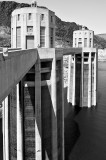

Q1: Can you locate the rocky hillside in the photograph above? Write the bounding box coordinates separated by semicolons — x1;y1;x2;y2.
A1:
0;1;30;47
0;1;106;48
97;34;106;40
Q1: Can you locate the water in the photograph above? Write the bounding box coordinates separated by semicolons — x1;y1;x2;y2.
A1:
64;62;106;160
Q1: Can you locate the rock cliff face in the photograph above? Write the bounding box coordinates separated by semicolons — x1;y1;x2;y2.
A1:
97;34;106;40
0;1;106;49
98;49;106;61
0;1;30;47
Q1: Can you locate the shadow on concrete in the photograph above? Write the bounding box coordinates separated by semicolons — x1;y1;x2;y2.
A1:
24;70;57;160
64;87;81;160
26;80;81;160
41;84;52;160
0;118;3;160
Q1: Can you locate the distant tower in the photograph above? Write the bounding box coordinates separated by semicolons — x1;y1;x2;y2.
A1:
11;3;55;49
68;27;97;107
73;26;94;48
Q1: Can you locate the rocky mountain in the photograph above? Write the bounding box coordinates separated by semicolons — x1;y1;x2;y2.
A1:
0;1;106;48
97;34;106;40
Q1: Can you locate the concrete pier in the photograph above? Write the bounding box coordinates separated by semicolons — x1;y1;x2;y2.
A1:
72;54;76;106
51;53;58;160
67;48;97;107
17;83;23;160
94;51;97;106
39;48;64;160
67;55;72;103
2;97;9;160
88;52;92;107
35;57;42;160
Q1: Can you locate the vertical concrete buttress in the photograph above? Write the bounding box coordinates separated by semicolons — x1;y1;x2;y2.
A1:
35;56;42;160
61;58;65;160
94;51;97;106
81;51;84;107
17;83;23;160
51;52;58;160
2;97;9;160
88;52;92;108
67;55;72;103
72;54;76;106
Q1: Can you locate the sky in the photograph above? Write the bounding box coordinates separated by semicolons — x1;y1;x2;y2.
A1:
1;0;106;34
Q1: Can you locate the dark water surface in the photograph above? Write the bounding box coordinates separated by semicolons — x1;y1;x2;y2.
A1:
64;62;106;160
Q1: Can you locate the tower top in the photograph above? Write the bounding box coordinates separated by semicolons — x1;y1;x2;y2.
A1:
82;26;86;30
31;1;37;7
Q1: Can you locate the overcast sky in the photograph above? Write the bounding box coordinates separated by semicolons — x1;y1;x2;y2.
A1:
1;0;106;34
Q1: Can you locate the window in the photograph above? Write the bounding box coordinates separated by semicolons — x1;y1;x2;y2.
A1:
41;14;44;20
51;16;53;22
50;28;54;47
16;27;21;48
78;42;82;47
75;38;77;47
17;14;20;21
89;38;92;47
79;38;82;41
51;37;53;48
27;26;33;33
28;13;32;20
84;53;89;62
40;27;45;47
84;38;87;47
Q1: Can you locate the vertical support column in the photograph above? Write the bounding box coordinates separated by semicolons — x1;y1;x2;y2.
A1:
61;58;65;160
67;55;72;103
51;52;58;160
35;55;42;160
81;51;84;107
2;100;5;160
17;83;23;160
72;54;76;106
88;52;92;108
94;51;97;106
2;97;9;160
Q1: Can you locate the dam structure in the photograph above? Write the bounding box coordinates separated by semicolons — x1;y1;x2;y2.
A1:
0;1;98;160
67;27;97;107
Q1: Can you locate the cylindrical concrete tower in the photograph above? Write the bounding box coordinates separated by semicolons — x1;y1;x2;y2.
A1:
68;27;97;108
11;3;55;49
73;26;94;48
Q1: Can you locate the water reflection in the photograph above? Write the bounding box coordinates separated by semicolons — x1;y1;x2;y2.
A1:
0;119;3;160
64;87;80;160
